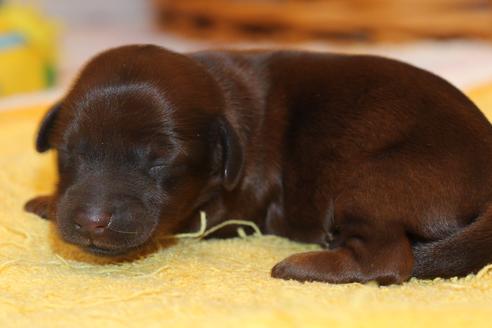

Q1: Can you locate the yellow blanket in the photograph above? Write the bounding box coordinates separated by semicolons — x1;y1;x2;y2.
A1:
1;85;492;327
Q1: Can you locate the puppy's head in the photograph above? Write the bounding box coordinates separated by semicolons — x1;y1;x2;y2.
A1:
36;45;243;255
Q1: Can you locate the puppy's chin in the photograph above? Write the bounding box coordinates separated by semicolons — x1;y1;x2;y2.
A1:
84;244;136;257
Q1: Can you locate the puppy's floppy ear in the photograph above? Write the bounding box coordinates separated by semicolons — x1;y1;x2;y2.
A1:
218;118;244;191
36;102;61;153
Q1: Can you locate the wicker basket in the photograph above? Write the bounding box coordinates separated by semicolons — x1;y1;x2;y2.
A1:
153;0;492;43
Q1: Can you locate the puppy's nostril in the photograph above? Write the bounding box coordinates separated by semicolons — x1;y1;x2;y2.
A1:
92;225;107;234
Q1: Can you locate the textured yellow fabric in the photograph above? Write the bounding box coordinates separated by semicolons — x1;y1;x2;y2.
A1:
2;85;492;327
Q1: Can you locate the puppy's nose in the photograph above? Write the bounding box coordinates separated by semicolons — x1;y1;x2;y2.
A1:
74;211;112;235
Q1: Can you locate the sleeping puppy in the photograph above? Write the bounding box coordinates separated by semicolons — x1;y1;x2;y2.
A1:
25;45;492;284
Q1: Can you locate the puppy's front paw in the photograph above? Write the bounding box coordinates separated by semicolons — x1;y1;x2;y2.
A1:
24;195;53;220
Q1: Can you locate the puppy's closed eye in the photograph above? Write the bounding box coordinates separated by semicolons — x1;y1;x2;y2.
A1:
148;164;167;177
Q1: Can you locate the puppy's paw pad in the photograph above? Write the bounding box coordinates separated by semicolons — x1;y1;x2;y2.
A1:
24;196;53;219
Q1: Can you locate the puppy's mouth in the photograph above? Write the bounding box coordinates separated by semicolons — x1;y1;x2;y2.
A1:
84;244;132;256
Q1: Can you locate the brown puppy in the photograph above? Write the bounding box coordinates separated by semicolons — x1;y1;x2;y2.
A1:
25;45;492;284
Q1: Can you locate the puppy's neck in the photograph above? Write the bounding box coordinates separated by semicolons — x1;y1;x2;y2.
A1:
187;51;283;235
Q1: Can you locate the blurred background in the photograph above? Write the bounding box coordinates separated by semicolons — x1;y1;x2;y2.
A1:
1;0;492;110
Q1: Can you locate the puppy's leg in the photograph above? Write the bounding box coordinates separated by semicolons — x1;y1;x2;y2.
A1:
271;225;413;284
272;192;414;284
24;195;54;220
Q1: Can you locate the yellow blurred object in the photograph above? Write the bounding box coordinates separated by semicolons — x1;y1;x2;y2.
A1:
0;83;492;327
0;4;58;97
